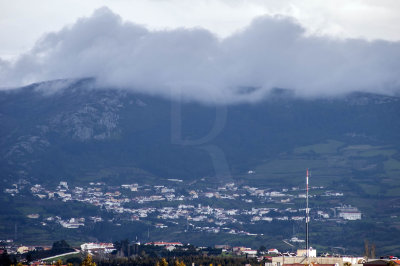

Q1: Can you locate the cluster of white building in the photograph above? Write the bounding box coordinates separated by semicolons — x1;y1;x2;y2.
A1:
3;180;362;234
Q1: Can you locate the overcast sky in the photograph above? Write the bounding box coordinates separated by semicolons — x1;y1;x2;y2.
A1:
1;0;400;60
0;0;399;102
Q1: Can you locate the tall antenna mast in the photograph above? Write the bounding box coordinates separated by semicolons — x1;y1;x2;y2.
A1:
15;223;18;241
306;168;309;258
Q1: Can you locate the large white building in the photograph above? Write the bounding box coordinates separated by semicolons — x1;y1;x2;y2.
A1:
336;206;362;220
339;211;362;220
80;243;115;254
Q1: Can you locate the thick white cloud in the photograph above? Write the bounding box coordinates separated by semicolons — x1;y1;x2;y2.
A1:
1;7;399;103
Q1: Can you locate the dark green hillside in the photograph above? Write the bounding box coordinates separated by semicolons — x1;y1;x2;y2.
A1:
1;79;399;185
1;79;400;254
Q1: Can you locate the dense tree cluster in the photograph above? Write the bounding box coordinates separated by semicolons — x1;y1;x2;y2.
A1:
96;255;258;266
0;250;17;266
94;241;259;266
24;240;75;262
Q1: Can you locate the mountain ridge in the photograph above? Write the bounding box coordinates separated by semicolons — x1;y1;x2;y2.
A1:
1;78;400;186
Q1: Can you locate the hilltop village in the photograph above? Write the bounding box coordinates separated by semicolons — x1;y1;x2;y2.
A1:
5;178;361;235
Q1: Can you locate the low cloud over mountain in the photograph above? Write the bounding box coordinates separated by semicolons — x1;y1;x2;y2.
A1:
1;7;399;103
